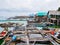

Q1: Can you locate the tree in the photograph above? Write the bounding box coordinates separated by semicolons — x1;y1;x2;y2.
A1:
57;7;60;11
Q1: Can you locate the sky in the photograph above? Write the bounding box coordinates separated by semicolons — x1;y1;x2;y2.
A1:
0;0;60;18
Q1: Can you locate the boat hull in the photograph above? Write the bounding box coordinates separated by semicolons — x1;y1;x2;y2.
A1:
51;36;60;44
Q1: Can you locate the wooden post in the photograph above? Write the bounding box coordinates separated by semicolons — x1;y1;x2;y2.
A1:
25;26;30;45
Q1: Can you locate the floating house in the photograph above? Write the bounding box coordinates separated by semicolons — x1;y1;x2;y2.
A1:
47;10;60;25
34;12;47;23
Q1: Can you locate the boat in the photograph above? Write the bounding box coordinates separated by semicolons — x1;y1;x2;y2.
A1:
0;30;8;39
29;37;50;44
49;34;57;43
55;37;60;44
50;29;60;44
51;33;60;44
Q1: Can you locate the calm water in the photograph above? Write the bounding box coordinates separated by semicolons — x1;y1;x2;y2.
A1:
0;20;43;32
0;20;27;32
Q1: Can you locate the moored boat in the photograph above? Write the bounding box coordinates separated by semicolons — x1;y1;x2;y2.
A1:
0;30;8;39
50;30;60;44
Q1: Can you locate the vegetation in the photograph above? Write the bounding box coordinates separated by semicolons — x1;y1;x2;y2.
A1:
57;7;60;11
0;39;4;45
49;25;60;28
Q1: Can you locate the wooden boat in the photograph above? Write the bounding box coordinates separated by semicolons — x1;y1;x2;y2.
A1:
55;38;60;44
50;34;60;44
0;30;8;39
29;37;50;44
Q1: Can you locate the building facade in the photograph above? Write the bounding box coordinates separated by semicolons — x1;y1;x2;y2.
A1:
48;10;60;25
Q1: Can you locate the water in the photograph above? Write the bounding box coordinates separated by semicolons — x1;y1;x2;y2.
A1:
0;27;4;32
0;20;27;24
0;20;43;32
36;27;43;30
0;20;27;32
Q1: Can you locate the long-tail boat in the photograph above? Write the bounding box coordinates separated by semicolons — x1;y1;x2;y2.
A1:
0;30;8;39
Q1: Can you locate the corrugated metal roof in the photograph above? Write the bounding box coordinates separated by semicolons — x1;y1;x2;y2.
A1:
49;11;60;15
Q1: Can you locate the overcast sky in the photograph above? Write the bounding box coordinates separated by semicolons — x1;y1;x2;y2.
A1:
0;0;60;17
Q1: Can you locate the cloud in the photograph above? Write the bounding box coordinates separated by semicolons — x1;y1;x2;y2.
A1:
31;0;60;11
0;8;33;13
0;0;60;17
0;0;60;11
0;0;32;9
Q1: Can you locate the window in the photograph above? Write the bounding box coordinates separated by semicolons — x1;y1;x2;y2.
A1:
50;14;55;18
56;15;60;19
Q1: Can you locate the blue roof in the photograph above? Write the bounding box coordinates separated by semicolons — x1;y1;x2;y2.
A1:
36;12;47;16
